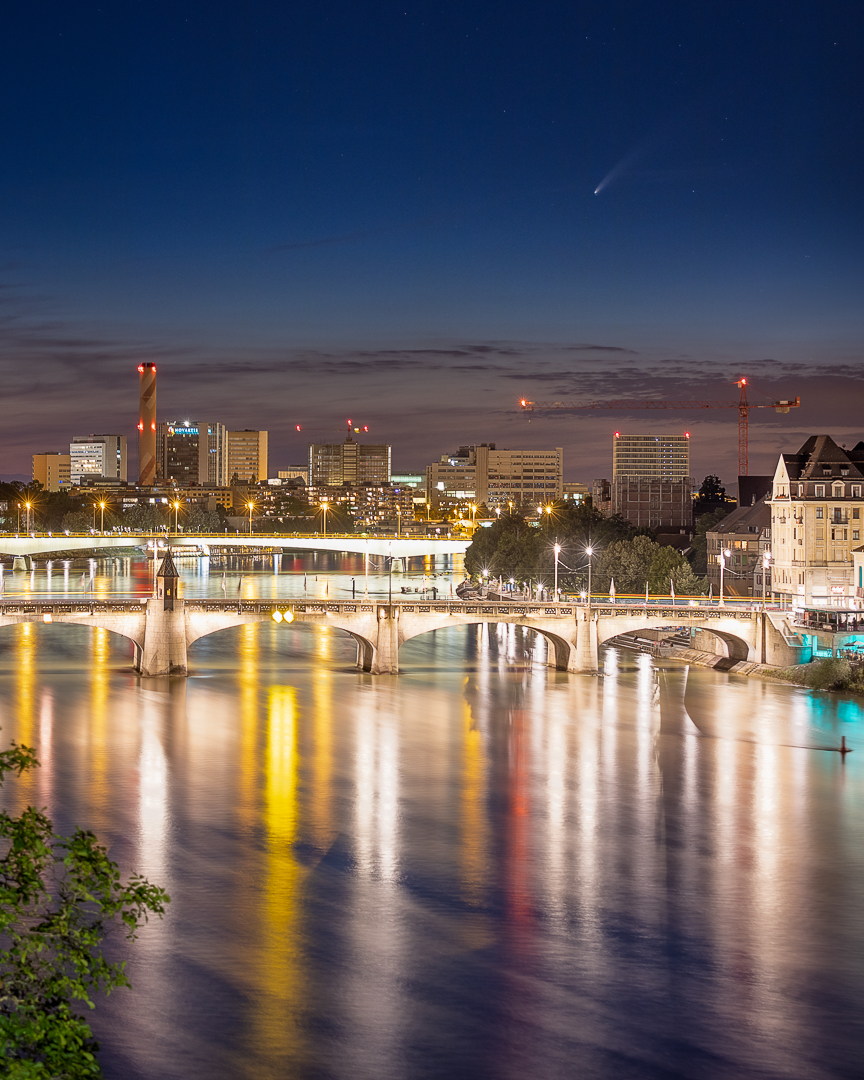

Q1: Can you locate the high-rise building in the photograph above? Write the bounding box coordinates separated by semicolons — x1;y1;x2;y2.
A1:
227;430;268;484
308;435;390;487
70;435;127;485
770;435;864;606
612;432;690;478
156;421;228;486
138;363;157;486
610;432;693;529
32;453;71;491
425;444;563;508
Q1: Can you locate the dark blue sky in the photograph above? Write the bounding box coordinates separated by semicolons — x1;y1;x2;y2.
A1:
2;1;862;484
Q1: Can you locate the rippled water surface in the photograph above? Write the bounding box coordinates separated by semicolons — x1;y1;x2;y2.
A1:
0;556;862;1079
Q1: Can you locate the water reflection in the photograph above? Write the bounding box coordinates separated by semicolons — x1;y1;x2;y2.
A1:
0;601;861;1079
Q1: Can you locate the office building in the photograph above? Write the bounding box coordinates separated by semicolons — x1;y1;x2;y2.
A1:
610;432;693;529
70;435;127;485
309;435;391;487
770;435;864;606
32;452;71;491
426;443;563;509
612;432;690;479
278;466;309;484
227;430;268;484
157;421;228;486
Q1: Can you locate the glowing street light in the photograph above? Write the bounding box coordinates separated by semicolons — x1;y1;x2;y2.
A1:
24;501;32;533
172;499;181;534
99;500;107;535
585;544;594;607
470;503;477;532
247;501;255;536
554;541;561;601
719;547;731;605
320;499;329;537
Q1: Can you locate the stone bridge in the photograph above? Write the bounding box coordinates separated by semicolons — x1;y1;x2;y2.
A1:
0;598;798;676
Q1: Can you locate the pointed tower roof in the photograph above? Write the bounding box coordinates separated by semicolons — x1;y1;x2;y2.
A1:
156;550;180;579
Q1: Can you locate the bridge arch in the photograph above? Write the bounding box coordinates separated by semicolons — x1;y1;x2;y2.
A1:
595;614;756;664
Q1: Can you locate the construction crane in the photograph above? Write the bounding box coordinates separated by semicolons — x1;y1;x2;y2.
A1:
519;378;800;476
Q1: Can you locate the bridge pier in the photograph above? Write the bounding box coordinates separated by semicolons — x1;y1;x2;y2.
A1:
12;556;31;572
571;611;599;672
140;599;189;676
371;606;399;674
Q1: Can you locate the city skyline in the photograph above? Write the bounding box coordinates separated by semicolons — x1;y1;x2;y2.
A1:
1;2;862;483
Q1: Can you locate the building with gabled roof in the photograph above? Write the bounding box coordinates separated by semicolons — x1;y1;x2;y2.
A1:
706;497;771;599
770;435;864;606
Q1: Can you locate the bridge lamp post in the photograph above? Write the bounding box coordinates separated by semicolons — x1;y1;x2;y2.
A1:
247;501;255;536
172;500;181;535
585;545;594;608
470;503;477;532
719;547;731;606
25;501;32;533
99;501;107;535
554;542;561;601
321;500;328;537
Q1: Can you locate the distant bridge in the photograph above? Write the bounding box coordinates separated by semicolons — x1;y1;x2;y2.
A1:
0;598;803;676
0;533;469;569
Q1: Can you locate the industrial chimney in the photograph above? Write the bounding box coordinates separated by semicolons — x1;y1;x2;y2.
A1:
138;363;157;485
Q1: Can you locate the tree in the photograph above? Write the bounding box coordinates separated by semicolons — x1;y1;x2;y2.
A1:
646;545;708;596
593;535;660;594
0;740;169;1077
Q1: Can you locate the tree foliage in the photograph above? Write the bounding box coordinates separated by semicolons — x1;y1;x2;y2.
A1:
0;741;169;1077
593;535;707;596
465;503;639;589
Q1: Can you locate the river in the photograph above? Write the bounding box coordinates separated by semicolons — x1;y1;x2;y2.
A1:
0;553;862;1079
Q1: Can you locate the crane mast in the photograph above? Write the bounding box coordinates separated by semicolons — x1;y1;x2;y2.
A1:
519;378;800;476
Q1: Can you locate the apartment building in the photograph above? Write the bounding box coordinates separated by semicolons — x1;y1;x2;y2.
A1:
770;435;864;606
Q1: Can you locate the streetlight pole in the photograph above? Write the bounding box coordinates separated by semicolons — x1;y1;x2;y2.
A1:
719;547;731;606
100;501;106;535
25;501;32;533
397;504;401;538
586;544;594;609
554;541;561;601
321;500;328;536
172;500;180;534
247;501;255;536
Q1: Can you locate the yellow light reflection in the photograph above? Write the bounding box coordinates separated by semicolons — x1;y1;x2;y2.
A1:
89;627;110;816
13;623;36;802
255;685;303;1058
237;623;259;830
460;698;488;904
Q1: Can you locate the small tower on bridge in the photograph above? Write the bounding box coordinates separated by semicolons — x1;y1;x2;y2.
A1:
157;550;180;611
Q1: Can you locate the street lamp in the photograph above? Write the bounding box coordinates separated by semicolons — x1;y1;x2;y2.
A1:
247;501;255;536
321;499;328;537
719;547;731;605
470;503;477;532
99;501;107;535
585;544;594;607
397;504;402;538
554;541;561;601
25;501;32;533
171;500;181;534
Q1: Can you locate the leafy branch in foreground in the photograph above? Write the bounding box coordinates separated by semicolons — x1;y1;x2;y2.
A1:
0;740;170;1078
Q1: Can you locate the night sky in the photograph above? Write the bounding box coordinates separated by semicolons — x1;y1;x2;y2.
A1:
2;1;862;487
